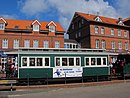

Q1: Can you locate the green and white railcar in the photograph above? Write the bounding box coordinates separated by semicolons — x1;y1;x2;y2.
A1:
5;48;111;82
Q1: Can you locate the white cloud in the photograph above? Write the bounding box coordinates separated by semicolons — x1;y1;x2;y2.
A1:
0;14;17;19
115;0;130;18
19;0;120;30
19;0;48;16
48;0;118;30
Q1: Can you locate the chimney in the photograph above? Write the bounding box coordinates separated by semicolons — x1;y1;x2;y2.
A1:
118;17;122;21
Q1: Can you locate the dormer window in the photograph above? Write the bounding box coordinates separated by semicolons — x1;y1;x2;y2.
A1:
33;25;39;32
0;23;5;30
47;21;57;33
118;21;124;25
94;17;102;22
49;26;55;32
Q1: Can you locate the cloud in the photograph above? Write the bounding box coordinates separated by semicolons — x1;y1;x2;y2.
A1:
0;14;17;19
19;0;48;16
114;0;130;18
48;0;118;30
19;0;122;30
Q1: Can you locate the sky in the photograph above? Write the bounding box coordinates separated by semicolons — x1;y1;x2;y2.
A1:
0;0;130;34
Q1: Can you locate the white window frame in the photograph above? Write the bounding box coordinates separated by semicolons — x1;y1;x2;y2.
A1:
33;40;38;48
24;40;30;48
118;42;122;50
101;40;105;49
55;41;60;48
44;40;49;48
33;25;39;32
2;39;8;49
111;29;114;36
101;28;104;34
49;26;55;32
95;26;98;34
14;39;19;49
124;31;127;37
55;57;81;67
84;57;107;67
112;41;115;49
96;39;99;49
0;23;5;30
125;42;128;50
118;29;121;36
21;56;50;68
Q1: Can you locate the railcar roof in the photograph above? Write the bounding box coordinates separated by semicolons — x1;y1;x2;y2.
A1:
4;48;109;55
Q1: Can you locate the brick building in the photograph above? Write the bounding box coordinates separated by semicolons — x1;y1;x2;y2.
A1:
0;17;65;51
67;12;130;54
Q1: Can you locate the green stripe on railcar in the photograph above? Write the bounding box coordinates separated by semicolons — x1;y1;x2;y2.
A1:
83;67;110;76
19;68;53;78
124;64;130;74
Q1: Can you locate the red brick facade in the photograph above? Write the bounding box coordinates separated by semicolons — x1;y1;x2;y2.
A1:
67;12;130;53
0;18;65;51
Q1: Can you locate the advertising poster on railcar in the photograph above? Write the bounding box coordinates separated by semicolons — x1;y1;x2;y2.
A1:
53;68;83;78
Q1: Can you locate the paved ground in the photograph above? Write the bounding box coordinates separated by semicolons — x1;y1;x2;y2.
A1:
0;82;130;98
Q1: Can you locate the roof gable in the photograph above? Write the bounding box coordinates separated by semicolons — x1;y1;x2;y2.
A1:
32;20;41;25
0;17;7;24
47;21;57;27
94;16;102;22
76;12;128;27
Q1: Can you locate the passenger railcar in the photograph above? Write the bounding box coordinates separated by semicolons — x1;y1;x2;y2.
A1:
4;48;111;83
112;54;130;78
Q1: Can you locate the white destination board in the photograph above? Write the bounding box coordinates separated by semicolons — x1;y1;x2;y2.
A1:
53;67;83;78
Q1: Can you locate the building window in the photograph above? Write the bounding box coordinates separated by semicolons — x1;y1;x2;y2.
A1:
96;39;99;49
82;19;84;24
78;21;81;28
49;26;55;32
72;24;74;30
2;39;8;49
75;33;78;38
33;40;38;48
118;29;121;36
55;41;60;48
24;40;30;48
125;42;128;50
14;39;19;49
118;42;122;49
101;28;104;34
112;41;115;49
111;29;114;35
0;23;5;30
79;32;81;37
124;31;127;37
95;26;98;34
44;40;49;48
102;40;105;49
33;25;39;32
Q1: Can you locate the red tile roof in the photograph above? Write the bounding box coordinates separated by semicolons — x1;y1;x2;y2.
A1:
3;19;64;32
76;12;130;27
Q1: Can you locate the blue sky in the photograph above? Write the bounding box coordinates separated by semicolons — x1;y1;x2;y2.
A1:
0;0;130;32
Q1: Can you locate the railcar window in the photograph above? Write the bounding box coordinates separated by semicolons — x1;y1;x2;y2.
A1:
85;58;89;66
62;58;67;66
37;58;42;66
97;58;101;65
22;58;27;66
91;58;96;65
29;58;35;66
69;58;74;66
76;58;80;66
103;58;106;65
56;58;60;66
45;58;49;66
